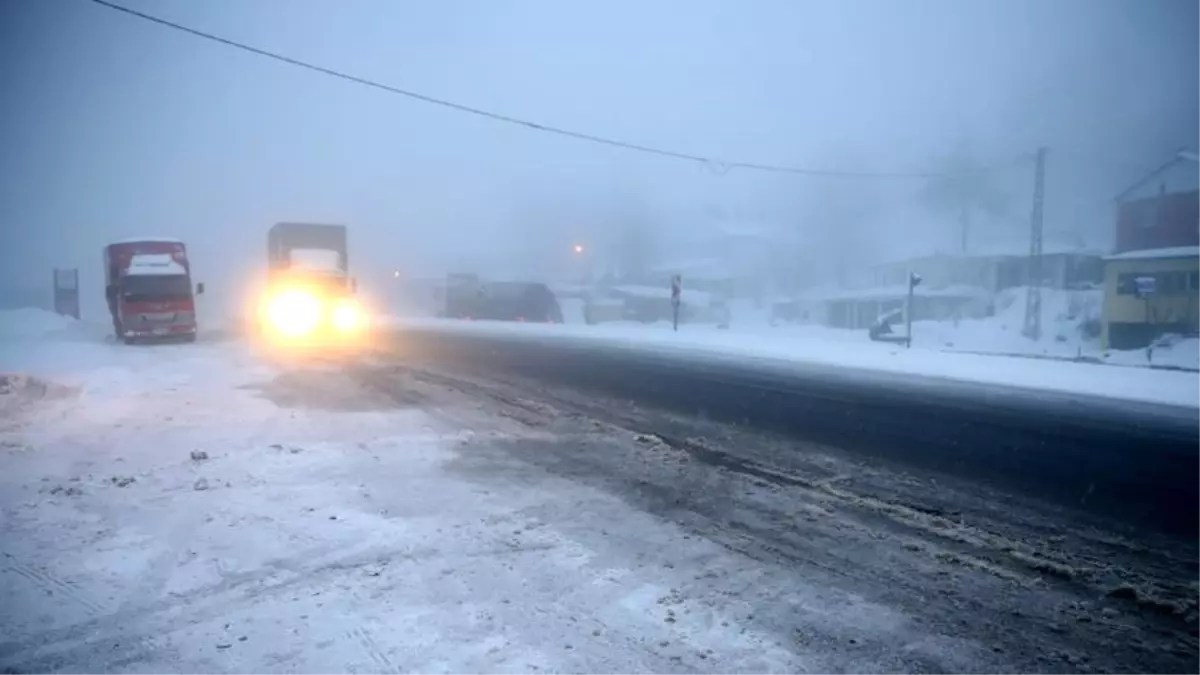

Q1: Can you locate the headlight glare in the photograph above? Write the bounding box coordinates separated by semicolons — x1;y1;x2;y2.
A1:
267;290;321;336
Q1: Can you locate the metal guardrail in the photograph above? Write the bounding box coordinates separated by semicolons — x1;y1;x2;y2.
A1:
383;325;1199;536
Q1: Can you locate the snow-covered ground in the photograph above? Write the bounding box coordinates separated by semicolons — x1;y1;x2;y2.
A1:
0;310;883;672
4;309;1195;673
723;287;1197;372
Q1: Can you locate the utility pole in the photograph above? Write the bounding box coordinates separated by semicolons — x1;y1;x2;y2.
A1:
905;271;921;348
1022;147;1047;341
671;274;682;331
959;204;970;255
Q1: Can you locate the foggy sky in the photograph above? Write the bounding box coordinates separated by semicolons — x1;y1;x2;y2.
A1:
1;0;1196;315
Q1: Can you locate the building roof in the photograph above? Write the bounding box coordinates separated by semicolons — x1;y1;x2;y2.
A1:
608;284;714;305
795;283;991;303
1104;245;1200;262
869;243;1100;269
1114;149;1200;203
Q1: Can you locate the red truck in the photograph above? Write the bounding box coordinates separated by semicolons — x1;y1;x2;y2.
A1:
103;238;204;344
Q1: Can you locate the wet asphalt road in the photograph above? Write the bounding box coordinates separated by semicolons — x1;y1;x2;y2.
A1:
381;326;1199;536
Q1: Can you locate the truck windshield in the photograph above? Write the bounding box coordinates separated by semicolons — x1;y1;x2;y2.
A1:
289;248;343;272
121;274;192;302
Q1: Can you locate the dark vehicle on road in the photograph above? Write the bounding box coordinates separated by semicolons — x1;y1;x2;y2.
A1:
443;272;483;319
476;282;563;323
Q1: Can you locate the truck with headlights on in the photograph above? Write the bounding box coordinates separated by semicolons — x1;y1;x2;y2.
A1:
254;222;370;354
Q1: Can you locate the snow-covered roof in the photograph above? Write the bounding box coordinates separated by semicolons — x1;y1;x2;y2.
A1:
964;242;1102;259
1115;150;1200;202
1104;246;1200;262
111;236;184;245
871;241;1099;268
608;284;714;305
796;284;991;303
126;253;187;276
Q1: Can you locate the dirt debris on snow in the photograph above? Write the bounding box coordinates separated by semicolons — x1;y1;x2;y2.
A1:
43;484;83;497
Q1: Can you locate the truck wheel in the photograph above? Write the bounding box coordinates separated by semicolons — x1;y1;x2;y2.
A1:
122;336;137;346
182;334;197;344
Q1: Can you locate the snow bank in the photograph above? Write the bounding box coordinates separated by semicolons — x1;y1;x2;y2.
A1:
386;317;1200;409
911;286;1103;358
0;308;78;339
1106;336;1200;371
559;297;586;325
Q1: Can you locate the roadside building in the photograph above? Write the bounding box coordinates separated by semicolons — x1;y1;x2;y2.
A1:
1103;246;1199;349
795;235;1102;331
799;283;992;331
1101;150;1200;349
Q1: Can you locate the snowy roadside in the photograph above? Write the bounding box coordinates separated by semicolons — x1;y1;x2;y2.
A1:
383;316;1200;409
0;316;769;672
0;311;904;673
3;309;1194;672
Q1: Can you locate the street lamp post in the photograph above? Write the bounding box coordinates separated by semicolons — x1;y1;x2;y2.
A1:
572;244;587;288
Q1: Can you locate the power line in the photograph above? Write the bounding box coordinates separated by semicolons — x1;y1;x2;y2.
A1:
90;0;948;180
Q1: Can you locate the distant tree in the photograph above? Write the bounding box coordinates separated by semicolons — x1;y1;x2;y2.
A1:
921;141;1009;254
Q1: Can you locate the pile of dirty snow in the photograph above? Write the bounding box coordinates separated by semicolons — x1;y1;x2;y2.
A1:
0;308;79;339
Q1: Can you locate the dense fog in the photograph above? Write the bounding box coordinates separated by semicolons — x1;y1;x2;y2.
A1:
1;0;1196;319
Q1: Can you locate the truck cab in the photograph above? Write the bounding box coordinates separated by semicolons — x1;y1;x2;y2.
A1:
104;239;204;344
256;222;368;349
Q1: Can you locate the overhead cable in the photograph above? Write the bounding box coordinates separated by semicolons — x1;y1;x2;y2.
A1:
90;0;1022;180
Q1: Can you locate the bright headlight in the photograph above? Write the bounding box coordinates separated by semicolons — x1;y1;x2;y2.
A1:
331;300;365;332
267;289;322;336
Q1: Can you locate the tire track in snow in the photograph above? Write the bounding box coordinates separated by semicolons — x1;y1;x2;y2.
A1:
0;539;562;669
2;558;105;616
345;625;397;673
